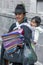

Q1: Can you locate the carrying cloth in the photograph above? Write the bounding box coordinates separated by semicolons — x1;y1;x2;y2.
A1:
15;22;37;64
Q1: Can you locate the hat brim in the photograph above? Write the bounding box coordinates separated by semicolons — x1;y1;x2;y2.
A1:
13;9;28;14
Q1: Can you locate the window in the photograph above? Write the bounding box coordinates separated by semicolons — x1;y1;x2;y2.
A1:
37;0;43;1
37;0;43;14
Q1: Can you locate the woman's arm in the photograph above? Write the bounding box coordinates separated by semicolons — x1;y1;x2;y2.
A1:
1;23;16;65
8;23;16;32
21;25;32;45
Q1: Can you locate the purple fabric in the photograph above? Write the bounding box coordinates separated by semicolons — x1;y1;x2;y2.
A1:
4;38;23;48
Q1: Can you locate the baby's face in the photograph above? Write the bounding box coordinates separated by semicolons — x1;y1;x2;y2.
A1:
30;19;37;27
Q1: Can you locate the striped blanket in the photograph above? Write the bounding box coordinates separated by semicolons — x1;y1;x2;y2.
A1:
1;29;24;54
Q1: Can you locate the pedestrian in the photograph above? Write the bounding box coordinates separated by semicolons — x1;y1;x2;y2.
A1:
1;4;32;65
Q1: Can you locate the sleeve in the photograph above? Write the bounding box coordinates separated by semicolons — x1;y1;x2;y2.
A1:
34;29;39;43
1;23;16;64
21;25;32;44
1;44;5;65
8;23;16;32
38;27;43;33
34;27;43;43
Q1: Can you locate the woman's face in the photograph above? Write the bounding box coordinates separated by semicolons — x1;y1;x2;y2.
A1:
30;19;37;27
15;13;25;23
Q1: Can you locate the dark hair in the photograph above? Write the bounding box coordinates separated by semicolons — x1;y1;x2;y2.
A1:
31;16;41;26
14;4;27;15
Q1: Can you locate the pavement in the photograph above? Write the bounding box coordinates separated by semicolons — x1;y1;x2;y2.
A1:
35;61;43;65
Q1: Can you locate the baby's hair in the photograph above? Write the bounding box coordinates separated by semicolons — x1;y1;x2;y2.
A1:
31;16;41;26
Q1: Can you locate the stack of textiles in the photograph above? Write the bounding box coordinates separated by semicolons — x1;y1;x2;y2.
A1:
1;29;24;54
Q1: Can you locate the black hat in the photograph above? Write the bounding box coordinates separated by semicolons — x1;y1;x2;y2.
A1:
14;4;27;14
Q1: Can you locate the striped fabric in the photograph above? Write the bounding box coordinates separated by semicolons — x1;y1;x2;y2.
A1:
1;29;24;54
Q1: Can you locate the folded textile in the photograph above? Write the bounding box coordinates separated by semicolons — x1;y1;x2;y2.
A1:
1;29;24;54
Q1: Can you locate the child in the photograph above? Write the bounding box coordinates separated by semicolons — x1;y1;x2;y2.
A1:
29;16;43;49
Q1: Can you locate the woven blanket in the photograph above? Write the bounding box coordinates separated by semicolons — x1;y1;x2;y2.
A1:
2;29;24;54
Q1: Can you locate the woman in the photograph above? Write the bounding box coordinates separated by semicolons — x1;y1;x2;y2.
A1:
1;4;34;65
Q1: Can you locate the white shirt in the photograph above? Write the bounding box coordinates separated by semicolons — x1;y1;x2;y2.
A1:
28;20;43;43
34;27;43;43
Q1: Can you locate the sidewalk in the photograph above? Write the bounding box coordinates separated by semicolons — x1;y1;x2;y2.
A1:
35;61;43;65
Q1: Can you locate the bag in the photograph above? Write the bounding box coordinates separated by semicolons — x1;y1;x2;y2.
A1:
1;29;24;54
23;44;37;64
0;50;1;64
